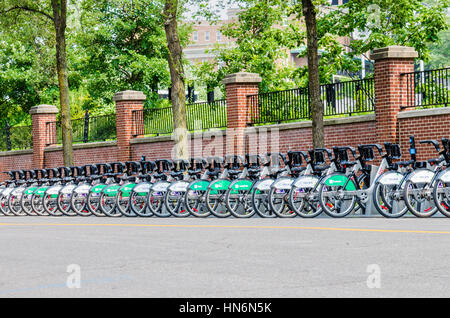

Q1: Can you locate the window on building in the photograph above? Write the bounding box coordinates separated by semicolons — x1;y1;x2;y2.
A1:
193;31;198;42
205;31;210;41
216;31;222;42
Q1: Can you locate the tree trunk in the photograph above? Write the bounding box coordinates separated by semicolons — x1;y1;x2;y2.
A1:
164;0;188;160
302;0;324;148
52;0;73;166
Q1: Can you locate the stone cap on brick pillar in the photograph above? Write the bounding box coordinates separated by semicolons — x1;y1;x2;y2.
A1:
222;72;262;85
29;104;59;115
370;46;418;61
113;90;146;102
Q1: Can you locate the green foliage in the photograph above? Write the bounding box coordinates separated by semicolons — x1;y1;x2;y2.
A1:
326;0;450;62
196;0;449;92
196;0;299;93
73;0;173;109
0;1;58;125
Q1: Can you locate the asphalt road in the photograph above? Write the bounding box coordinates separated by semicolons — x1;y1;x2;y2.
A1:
0;216;449;298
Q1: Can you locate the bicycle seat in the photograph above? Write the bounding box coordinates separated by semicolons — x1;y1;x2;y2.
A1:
170;159;189;180
333;146;357;166
414;161;427;169
188;158;206;176
245;154;263;177
397;160;414;167
428;158;444;166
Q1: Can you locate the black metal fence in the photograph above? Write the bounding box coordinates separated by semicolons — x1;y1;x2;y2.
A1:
132;99;227;136
247;78;375;125
0;122;33;152
401;67;449;109
46;112;116;146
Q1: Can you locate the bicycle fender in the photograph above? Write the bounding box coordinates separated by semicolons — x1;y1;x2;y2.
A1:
151;181;170;192
91;184;107;194
293;176;319;188
24;187;38;195
409;169;434;184
188;180;209;191
119;183;137;196
208;179;231;191
74;184;91;194
168;181;189;192
255;179;274;191
45;185;63;196
377;172;403;185
230;179;253;191
439;169;450;183
60;184;77;194
33;187;49;197
12;186;26;195
102;184;121;197
271;177;294;190
133;182;152;193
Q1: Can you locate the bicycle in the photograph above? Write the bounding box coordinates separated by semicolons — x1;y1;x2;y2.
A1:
184;156;224;218
165;158;205;217
268;151;308;218
289;148;335;218
205;155;243;218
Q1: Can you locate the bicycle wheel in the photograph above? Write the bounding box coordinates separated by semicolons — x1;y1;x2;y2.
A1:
43;194;63;216
433;179;450;217
225;180;256;218
115;183;136;217
185;180;210;217
372;172;408;218
268;178;296;218
318;174;357;218
130;189;153;217
99;191;121;217
21;188;37;216
57;192;78;216
165;190;190;217
251;189;275;218
403;170;437;218
148;181;171;217
71;190;92;216
8;190;26;216
205;180;230;218
0;190;15;216
289;176;322;218
31;193;48;216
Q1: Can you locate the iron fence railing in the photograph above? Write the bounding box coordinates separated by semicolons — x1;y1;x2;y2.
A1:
46;112;116;146
247;78;375;125
132;99;227;136
0;122;33;152
401;67;449;109
186;99;227;131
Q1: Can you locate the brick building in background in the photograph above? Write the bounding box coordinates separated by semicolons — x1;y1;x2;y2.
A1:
183;2;363;102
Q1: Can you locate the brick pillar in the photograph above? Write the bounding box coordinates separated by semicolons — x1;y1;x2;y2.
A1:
113;90;146;162
370;46;418;144
30;104;58;169
223;72;262;154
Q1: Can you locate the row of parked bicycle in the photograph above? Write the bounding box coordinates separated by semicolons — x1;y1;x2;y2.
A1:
1;135;450;218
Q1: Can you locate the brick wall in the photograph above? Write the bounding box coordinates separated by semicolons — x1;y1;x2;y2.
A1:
0;151;33;181
398;109;450;161
44;143;119;168
2;46;449;179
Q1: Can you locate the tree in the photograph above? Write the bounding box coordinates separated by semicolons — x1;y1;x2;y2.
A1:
300;0;323;148
1;0;74;166
197;0;298;93
74;0;174;109
0;24;58;126
197;0;448;147
163;0;188;159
